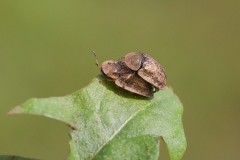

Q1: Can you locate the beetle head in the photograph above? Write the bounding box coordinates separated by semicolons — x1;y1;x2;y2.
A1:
101;60;121;79
124;52;143;71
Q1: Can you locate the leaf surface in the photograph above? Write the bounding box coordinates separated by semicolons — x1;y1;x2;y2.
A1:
8;77;186;160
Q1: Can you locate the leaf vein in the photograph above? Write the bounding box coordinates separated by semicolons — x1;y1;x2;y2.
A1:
91;102;150;159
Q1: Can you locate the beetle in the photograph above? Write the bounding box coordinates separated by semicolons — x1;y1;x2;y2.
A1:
93;51;154;97
101;59;154;97
124;52;167;89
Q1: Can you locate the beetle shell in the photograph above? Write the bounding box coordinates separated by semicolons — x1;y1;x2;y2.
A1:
115;73;153;98
124;52;167;89
101;59;153;97
124;52;142;71
101;60;133;79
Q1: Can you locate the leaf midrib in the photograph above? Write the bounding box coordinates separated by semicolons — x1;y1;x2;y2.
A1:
91;101;151;159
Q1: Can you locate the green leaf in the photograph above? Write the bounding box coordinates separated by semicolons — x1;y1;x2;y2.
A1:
8;76;187;160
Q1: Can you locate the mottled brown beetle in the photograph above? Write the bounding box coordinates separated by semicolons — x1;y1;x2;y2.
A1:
124;52;167;89
93;51;154;97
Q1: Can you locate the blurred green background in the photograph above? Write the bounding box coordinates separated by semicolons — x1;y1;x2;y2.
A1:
0;0;239;159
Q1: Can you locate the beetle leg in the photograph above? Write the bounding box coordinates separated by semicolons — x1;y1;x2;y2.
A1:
153;86;159;93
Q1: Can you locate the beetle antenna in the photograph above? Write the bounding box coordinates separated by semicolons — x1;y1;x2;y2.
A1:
92;50;100;69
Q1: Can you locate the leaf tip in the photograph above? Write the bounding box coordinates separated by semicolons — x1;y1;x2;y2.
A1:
6;106;24;116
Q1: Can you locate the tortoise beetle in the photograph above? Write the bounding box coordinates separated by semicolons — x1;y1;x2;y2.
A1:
101;59;154;97
93;51;166;97
124;52;167;89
